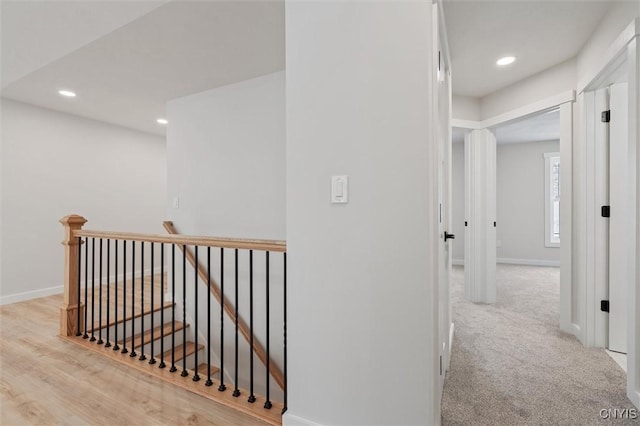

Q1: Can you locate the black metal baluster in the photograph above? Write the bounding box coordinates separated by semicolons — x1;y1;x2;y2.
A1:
264;251;272;409
282;252;288;414
139;242;147;361
98;238;104;345
193;246;200;382
83;237;89;339
105;239;112;348
76;237;82;336
130;241;137;358
181;245;188;377
205;247;213;386
159;244;166;368
121;241;129;354
218;247;226;392
90;238;96;342
170;244;177;373
149;243;156;365
113;241;120;351
248;250;255;403
232;249;240;397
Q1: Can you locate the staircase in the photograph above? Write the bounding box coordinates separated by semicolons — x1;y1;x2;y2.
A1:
58;215;287;426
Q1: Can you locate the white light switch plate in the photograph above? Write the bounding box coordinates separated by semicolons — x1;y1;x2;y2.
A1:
331;176;348;204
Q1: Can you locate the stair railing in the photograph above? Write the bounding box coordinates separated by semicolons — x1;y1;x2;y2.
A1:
59;214;288;418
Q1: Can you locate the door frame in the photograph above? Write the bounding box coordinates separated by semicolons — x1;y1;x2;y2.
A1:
451;89;574;324
578;18;639;408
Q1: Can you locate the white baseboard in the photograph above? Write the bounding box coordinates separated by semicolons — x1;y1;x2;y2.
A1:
447;322;455;371
283;413;321;426
0;285;63;306
1;266;164;306
453;258;560;267
497;257;560;267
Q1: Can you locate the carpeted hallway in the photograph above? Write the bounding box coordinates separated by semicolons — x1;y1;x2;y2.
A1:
442;264;637;426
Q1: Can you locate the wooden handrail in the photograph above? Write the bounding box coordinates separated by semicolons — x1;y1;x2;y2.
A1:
163;221;285;391
72;229;286;252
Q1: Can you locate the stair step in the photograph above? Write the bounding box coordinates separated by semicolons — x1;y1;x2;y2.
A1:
162;341;204;363
93;301;174;330
197;363;220;376
125;321;188;349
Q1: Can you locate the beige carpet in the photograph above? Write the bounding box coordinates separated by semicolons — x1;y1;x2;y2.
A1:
442;264;638;426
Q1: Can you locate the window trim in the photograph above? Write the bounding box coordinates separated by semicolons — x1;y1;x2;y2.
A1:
544;152;560;248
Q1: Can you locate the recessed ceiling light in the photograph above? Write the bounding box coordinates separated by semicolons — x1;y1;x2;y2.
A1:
496;56;516;66
58;90;76;98
157;118;168;125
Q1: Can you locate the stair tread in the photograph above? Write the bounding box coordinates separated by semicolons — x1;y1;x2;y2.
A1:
92;301;173;330
162;341;204;363
125;321;188;349
197;363;220;376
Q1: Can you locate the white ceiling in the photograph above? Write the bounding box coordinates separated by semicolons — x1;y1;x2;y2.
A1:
443;1;614;98
1;1;284;136
453;108;560;144
0;1;621;136
1;1;168;88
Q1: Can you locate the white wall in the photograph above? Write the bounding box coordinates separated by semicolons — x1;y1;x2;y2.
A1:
1;99;166;303
452;141;465;261
497;140;560;264
166;72;285;240
452;94;481;121
480;59;576;119
165;71;286;400
286;2;439;425
577;1;640;86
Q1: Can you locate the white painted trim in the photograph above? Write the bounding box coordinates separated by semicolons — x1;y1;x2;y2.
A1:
452;258;464;266
446;322;455;373
578;18;639;94
0;285;64;305
0;266;163;305
282;413;322;426
629;36;640;411
572;323;582;339
605;349;627;373
496;258;560;267
453;91;575;131
559;102;574;335
483;90;576;129
452;118;481;130
579;25;640;409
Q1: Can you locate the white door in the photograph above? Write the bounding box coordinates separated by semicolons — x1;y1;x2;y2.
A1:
608;82;629;354
434;1;453;392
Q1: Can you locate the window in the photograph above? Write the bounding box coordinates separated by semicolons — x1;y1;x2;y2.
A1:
544;152;560;247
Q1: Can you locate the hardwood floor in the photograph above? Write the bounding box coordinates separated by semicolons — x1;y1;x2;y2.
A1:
0;294;267;425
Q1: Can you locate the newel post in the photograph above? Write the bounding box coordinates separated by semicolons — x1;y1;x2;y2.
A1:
59;214;87;336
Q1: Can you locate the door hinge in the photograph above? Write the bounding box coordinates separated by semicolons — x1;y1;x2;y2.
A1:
465;221;468;227
601;110;611;123
494;221;497;227
440;355;443;375
601;205;610;217
601;300;610;313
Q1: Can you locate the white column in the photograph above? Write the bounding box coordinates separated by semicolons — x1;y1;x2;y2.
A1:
464;129;497;303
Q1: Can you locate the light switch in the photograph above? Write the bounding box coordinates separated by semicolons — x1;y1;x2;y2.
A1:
331;176;348;204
